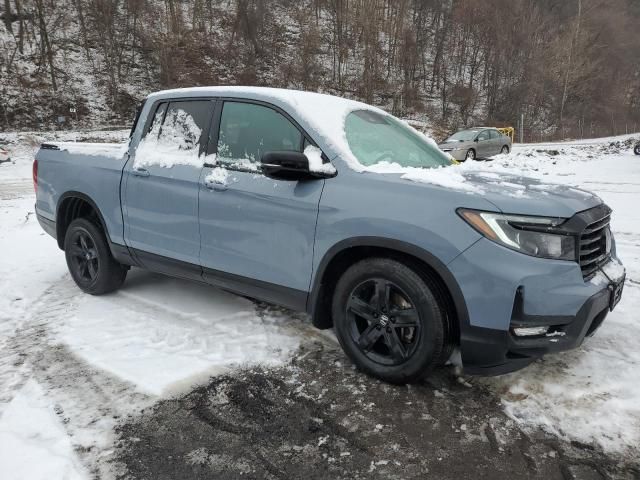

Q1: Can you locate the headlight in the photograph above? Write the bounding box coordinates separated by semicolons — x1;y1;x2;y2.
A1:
458;209;576;260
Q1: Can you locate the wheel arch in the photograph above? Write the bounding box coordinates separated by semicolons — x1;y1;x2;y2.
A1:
307;237;469;344
55;192;111;250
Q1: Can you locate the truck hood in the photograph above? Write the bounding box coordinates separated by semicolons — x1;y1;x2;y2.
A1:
459;172;602;218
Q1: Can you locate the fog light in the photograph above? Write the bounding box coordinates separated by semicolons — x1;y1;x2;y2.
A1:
512;326;549;337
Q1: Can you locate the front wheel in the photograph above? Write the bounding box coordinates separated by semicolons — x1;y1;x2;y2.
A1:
634;143;640;155
331;258;447;384
465;149;476;161
64;218;127;295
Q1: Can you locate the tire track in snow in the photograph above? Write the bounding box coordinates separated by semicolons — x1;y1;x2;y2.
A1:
4;277;153;479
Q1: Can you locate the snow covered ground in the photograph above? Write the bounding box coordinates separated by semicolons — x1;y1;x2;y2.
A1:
0;130;639;477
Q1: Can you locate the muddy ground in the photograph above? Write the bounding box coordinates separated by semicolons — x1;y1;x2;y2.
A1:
113;336;639;480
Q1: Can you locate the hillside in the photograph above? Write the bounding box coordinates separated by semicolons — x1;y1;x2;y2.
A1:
1;0;639;140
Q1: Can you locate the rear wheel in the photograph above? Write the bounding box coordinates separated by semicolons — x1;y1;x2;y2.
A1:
465;149;476;161
331;258;447;384
501;145;510;154
64;218;127;295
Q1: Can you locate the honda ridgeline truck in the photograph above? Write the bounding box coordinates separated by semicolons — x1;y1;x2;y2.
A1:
34;87;626;383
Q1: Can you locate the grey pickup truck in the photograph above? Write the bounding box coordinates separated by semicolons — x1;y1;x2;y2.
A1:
35;87;625;383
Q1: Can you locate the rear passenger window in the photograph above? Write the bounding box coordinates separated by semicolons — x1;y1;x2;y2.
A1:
217;102;302;166
135;100;213;168
489;130;500;139
477;130;490;141
158;101;212;154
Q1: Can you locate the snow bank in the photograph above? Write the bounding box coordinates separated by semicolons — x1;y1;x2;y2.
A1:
0;380;87;480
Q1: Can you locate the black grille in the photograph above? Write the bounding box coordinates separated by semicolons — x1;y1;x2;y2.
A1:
579;213;611;280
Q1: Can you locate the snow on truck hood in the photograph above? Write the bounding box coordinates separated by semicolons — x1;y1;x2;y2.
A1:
459;171;603;217
358;158;602;217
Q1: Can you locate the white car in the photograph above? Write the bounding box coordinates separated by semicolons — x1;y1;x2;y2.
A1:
0;146;11;163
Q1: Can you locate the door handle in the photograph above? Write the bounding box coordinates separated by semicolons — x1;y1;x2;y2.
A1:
132;168;150;177
205;181;228;191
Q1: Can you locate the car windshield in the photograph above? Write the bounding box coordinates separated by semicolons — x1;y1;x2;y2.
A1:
344;110;453;168
446;130;480;142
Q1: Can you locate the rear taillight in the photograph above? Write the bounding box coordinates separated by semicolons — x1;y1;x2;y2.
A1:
32;159;38;192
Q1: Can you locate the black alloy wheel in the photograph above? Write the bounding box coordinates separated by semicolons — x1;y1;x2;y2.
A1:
332;258;448;384
64;218;127;294
68;230;100;283
346;278;420;366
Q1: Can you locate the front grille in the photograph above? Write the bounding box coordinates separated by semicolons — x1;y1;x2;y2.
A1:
579;212;611;280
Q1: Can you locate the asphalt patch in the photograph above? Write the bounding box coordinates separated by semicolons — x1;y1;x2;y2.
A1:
113;341;640;479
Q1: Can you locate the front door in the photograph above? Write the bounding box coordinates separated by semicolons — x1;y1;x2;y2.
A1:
123;99;214;271
198;100;324;308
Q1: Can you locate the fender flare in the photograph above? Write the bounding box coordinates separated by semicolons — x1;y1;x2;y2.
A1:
56;191;111;248
56;191;137;266
307;236;470;331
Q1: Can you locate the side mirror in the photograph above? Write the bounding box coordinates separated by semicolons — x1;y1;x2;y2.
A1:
474;137;479;142
261;151;313;180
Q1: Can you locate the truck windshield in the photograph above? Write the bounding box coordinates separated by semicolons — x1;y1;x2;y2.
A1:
344;110;452;168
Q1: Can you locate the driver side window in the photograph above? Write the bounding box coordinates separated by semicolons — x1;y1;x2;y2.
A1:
217;102;303;167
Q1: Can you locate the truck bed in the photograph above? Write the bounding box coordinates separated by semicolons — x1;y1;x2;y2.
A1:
35;141;130;245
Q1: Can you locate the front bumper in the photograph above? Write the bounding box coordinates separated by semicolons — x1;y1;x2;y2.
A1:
460;285;614;375
439;148;467;161
447;237;625;375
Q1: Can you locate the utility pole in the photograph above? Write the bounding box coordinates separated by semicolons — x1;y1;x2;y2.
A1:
520;113;524;143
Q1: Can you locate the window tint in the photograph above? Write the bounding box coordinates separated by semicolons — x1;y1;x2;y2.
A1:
217;102;302;165
344;110;451;168
156;101;212;154
477;130;490;141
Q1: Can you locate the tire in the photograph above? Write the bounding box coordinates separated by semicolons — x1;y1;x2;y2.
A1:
501;145;510;154
634;144;640;155
331;258;447;384
465;149;476;161
64;218;127;295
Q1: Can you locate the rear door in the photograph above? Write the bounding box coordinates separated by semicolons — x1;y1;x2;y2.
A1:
198;100;325;308
488;129;502;155
475;129;491;158
123;99;214;272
